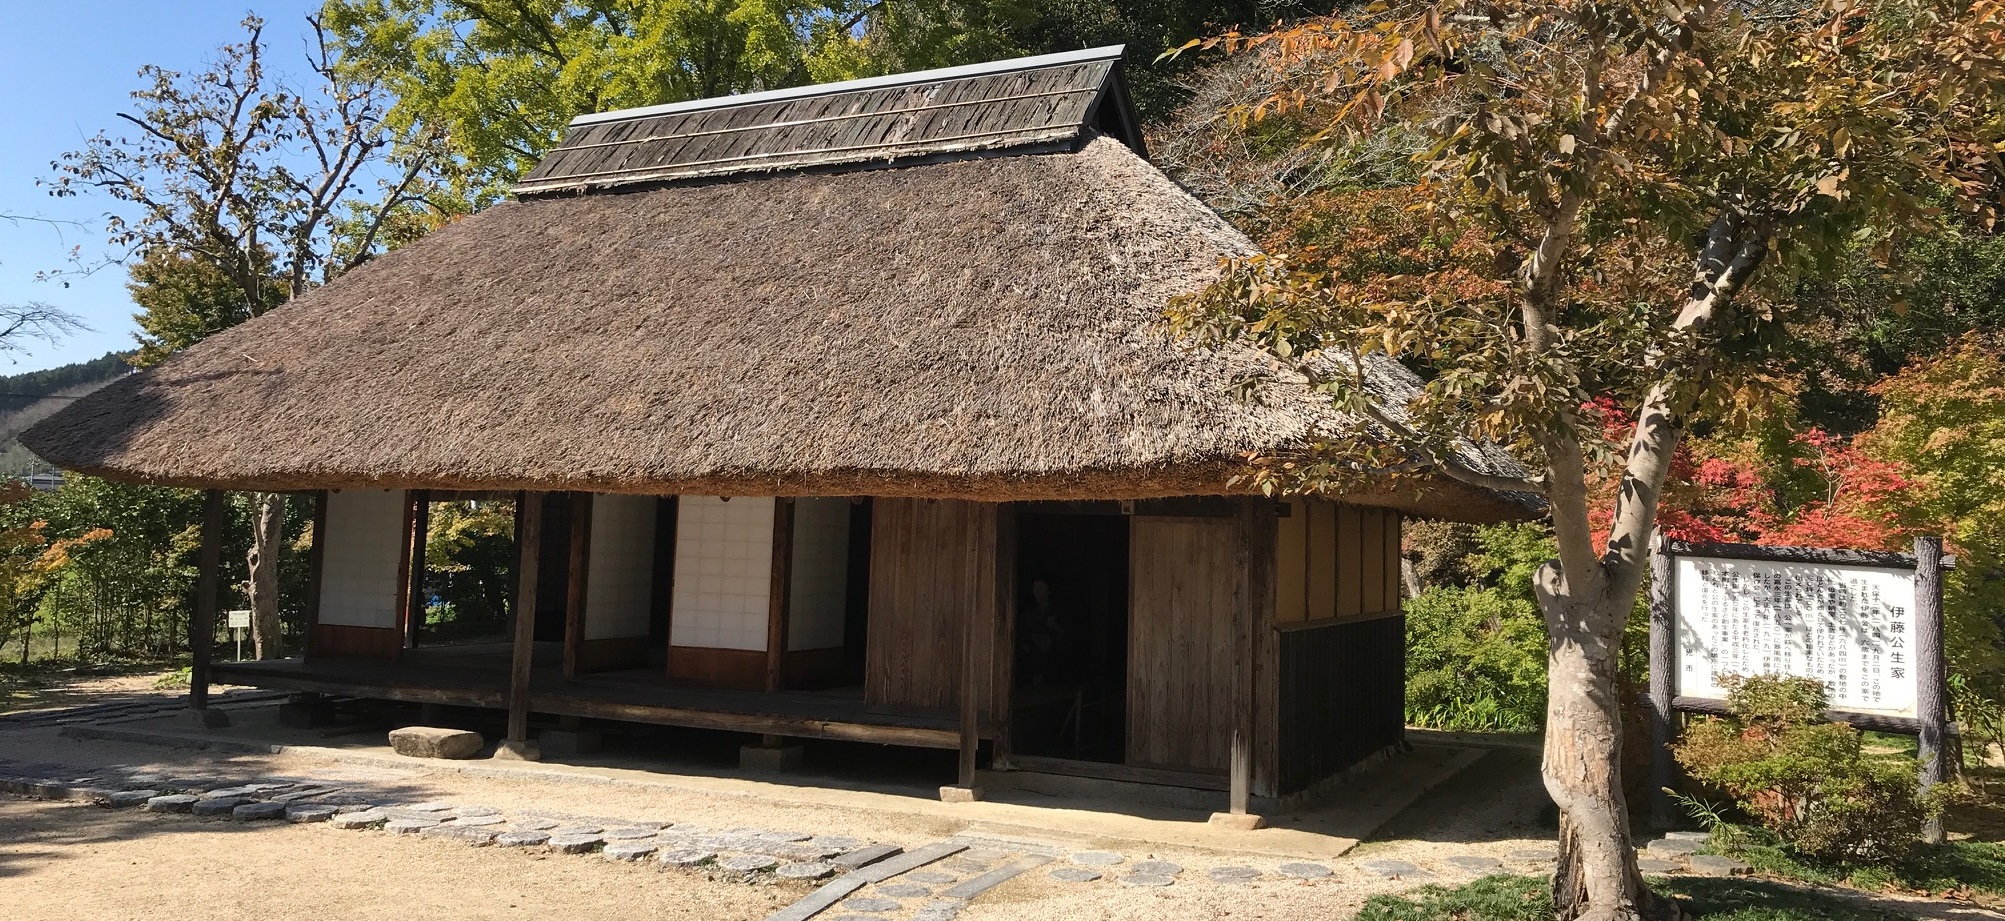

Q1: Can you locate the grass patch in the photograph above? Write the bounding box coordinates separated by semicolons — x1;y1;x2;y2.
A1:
1351;873;1932;921
1708;824;2005;904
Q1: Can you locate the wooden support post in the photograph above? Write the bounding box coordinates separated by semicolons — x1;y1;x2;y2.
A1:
1648;530;1680;830
564;493;593;678
990;502;1017;771
1213;497;1272;829
302;491;328;660
1916;535;1948;845
941;503;993;803
498;491;545;761
400;490;429;650
766;498;794;692
182;489;229;728
955;525;981;790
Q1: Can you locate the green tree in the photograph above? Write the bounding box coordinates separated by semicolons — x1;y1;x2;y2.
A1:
322;0;1323;204
1860;335;2005;752
321;0;886;205
125;251;280;369
1171;4;2005;918
49;14;445;659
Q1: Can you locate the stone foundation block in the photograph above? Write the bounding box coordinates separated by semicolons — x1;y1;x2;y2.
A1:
492;739;541;762
1206;812;1266;831
937;785;983;804
388;726;484;760
176;708;231;729
739;743;804;773
538;729;602;756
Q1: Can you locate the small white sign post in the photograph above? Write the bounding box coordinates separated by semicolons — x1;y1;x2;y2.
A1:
226;609;251;662
1647;536;1950;840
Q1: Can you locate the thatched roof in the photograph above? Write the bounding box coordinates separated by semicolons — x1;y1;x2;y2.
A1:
22;51;1529;522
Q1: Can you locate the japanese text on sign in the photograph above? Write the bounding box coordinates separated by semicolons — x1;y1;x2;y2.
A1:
1674;556;1918;716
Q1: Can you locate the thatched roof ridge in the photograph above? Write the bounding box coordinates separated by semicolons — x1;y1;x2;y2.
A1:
516;46;1143;195
23;136;1527;521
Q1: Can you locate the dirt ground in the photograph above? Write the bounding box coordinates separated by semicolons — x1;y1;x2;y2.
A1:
0;797;802;921
6;674;1985;921
0;702;1561;921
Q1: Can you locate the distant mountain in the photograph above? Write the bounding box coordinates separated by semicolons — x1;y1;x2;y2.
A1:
0;352;132;475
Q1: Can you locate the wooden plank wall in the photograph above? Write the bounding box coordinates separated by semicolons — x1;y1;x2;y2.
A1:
1126;515;1239;773
1274;501;1403;624
1271;502;1407;793
865;499;998;714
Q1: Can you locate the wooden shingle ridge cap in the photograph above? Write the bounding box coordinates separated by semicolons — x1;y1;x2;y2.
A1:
513;46;1142;195
567;45;1129;127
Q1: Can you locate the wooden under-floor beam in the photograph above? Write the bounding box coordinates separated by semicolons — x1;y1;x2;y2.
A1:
182;489;229;728
499;491;545;760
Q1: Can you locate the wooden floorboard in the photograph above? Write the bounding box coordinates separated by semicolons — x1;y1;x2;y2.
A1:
210;656;969;748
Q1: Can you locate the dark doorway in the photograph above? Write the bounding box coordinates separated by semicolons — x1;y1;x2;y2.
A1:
1012;510;1129;763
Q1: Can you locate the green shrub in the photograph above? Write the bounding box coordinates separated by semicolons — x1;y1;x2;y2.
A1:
1404;523;1555;732
1674;675;1941;865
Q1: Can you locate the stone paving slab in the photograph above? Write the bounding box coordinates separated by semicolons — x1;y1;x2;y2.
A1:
775;860;839;880
938;855;1052;901
548;833;604;854
850;842;968;884
719;854;780;873
1049;867;1101;883
1207;866;1261;884
1277;861;1334;880
233;801;287;821
190;796;250;817
875;884;933;898
1068;851;1123;867
495;831;551;848
144;794;197;813
103;789;158;808
330;810;387;829
1358;859;1424;879
1120;874;1174;888
658;848;715;867
421;823;500;846
1686;855;1749;877
286;804;338;823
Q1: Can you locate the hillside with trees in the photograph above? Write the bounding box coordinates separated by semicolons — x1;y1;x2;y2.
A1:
0;352;128;477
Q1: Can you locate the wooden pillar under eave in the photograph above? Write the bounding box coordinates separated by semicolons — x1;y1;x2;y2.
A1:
940;502;1000;804
1211;496;1273;830
180;489;230;729
497;491;544;761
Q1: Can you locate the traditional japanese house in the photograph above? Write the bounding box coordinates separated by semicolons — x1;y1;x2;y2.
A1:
21;46;1528;821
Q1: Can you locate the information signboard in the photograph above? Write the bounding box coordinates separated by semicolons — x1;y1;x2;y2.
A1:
1674;555;1919;716
1648;535;1951;840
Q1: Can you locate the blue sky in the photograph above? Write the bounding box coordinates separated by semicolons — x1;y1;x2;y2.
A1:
0;1;322;374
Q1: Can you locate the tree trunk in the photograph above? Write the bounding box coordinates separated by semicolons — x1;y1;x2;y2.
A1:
1543;585;1675;921
246;492;286;659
